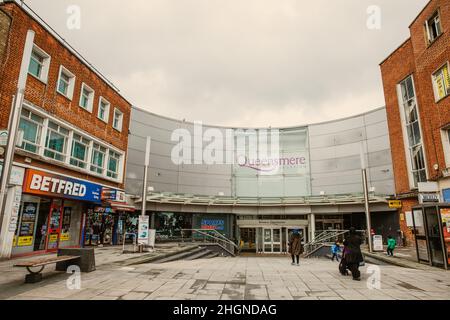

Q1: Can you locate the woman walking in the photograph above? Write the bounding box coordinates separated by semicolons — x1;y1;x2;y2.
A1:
342;227;363;281
288;230;302;266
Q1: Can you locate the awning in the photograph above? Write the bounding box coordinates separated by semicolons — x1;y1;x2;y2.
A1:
109;202;136;212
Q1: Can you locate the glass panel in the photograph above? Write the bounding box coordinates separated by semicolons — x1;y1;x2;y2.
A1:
45;130;66;161
28;55;42;78
19;118;39;153
425;207;445;266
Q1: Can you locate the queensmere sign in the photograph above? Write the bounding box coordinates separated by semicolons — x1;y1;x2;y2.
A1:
23;169;102;203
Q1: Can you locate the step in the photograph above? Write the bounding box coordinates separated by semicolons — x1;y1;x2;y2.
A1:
121;245;197;266
154;247;205;263
204;252;220;259
184;249;212;261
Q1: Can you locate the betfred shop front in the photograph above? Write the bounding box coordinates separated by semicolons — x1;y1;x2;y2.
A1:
11;168;103;256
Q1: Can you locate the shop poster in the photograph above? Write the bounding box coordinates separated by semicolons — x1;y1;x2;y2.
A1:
138;216;149;245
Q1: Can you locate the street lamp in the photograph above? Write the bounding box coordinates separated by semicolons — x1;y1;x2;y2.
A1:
360;142;373;253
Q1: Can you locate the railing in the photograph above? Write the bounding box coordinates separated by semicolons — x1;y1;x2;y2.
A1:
181;229;239;256
303;229;367;256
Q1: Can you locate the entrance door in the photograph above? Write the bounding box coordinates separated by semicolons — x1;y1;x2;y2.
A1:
263;228;282;253
424;207;446;267
46;199;63;251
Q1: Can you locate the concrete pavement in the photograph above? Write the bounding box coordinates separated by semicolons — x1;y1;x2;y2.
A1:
1;252;449;300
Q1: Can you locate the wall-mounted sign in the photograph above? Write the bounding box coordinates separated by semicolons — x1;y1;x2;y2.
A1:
101;188;126;203
419;193;440;204
17;236;33;246
22;169;102;203
60;233;70;242
388;200;402;209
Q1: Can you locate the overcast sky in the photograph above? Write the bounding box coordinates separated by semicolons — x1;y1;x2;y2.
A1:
26;0;428;128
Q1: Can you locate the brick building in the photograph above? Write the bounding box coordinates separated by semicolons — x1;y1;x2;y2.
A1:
380;0;450;246
0;1;132;258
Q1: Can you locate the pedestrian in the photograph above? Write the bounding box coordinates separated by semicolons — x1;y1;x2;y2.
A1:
288;229;302;266
387;235;397;256
342;227;364;281
331;242;341;262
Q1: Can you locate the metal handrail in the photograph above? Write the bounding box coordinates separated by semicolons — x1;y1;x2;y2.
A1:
181;229;239;256
304;229;368;256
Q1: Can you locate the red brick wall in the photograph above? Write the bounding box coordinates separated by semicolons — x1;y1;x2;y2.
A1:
380;39;416;195
0;2;131;189
398;199;418;246
381;0;450;195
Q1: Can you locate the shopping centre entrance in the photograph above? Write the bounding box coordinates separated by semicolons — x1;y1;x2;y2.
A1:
238;216;308;254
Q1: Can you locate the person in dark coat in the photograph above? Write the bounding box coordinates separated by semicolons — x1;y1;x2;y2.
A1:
342;227;364;281
288;230;302;266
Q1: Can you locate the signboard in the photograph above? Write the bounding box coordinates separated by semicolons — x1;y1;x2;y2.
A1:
101;188;126;203
17;236;33;246
60;233;70;241
138;215;149;245
0;164;25;186
0;130;8;146
148;229;156;248
373;235;383;251
388;200;402;209
22;169;102;203
419;193;440;204
201;219;225;231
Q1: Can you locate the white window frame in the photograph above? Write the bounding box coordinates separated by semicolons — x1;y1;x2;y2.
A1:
44;121;70;163
425;10;442;44
90;143;107;175
107;150;121;179
440;128;450;170
432;62;450;102
56;65;76;100
19;102;126;183
396;74;429;189
28;44;51;83
79;83;95;112
112;108;123;132
17;109;44;154
70;133;91;169
98;97;110;123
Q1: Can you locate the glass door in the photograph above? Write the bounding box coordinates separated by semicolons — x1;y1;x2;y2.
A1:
263;228;282;253
412;209;429;262
46;199;63;251
424;207;445;267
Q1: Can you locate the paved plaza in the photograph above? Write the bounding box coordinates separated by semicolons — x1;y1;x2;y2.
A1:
1;251;450;300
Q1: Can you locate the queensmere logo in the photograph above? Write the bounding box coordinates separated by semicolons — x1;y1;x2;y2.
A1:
171;122;286;175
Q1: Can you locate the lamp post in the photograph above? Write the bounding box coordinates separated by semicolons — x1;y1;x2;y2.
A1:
0;30;35;236
141;136;151;216
360;142;373;253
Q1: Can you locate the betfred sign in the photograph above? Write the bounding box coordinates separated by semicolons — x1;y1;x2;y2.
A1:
23;169;102;203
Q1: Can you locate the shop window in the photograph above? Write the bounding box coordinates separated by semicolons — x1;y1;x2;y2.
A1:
425;10;442;44
398;75;427;188
113;108;123;131
28;45;51;83
98;97;110;123
44;121;69;162
70;134;90;169
18;109;44;154
57;66;76;100
107;150;120;179
79;83;95;112
432;63;450;101
91;143;106;174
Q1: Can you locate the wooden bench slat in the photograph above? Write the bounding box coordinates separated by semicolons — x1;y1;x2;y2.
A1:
14;255;81;268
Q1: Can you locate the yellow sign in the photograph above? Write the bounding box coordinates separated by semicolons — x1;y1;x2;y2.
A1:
13;236;17;247
389;200;402;209
17;236;33;246
49;234;58;242
60;233;70;242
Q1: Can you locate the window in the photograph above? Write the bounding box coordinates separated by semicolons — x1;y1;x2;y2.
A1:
70;134;90;169
399;75;427;187
79;83;95;112
44;121;69;162
28;45;50;83
57;66;76;99
18;109;44;154
113;108;123;131
107;150;121;179
425;11;442;43
432;63;450;101
98;97;110;123
91;143;106;174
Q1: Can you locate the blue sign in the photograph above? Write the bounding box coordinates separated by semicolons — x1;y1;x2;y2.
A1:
443;189;450;203
201;219;225;231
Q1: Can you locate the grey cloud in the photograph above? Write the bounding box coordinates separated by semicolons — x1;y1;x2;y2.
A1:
26;0;428;127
